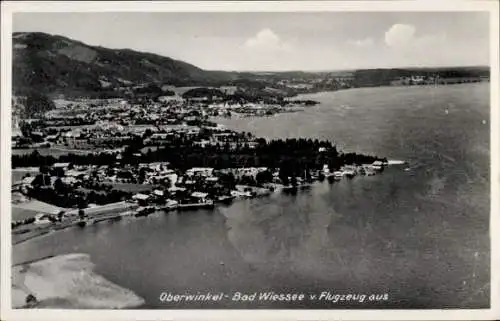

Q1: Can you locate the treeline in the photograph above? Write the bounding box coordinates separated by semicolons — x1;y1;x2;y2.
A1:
12;138;385;176
183;87;225;99
26;175;132;208
181;86;291;103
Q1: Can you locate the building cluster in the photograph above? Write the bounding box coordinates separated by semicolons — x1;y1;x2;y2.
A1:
11;92;391;233
12;94;271;150
390;75;487;86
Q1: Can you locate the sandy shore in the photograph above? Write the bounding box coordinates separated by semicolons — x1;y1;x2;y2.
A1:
12;253;145;309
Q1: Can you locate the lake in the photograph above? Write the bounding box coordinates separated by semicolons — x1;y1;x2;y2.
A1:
12;83;490;309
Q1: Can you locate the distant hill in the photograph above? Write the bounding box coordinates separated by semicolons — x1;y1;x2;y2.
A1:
12;32;490;110
12;32;236;98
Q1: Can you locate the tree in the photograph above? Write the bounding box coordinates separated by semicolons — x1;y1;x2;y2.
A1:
25;91;56;118
77;197;88;209
39;165;50;175
54;178;65;194
219;172;236;190
51;167;65;177
25;294;38;307
160;177;171;188
32;174;44;187
43;175;51;186
143;129;153;139
256;170;273;186
240;175;257;186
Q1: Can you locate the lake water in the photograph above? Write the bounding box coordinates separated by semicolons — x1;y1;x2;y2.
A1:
12;83;490;309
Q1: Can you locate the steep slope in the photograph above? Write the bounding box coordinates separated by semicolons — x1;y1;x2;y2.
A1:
12;32;235;98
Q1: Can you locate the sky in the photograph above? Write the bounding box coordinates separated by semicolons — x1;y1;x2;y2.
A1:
13;12;490;71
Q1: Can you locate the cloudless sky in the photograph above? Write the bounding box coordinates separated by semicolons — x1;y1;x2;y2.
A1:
13;12;490;71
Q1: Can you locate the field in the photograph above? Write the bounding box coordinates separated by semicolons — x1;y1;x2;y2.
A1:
11;207;41;221
12;168;39;183
11;199;66;221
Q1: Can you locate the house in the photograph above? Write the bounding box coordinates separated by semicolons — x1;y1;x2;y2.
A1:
155;173;178;187
153;189;164;197
168;186;186;193
205;177;219;183
186;167;214;177
132;193;150;201
191;192;209;203
46;134;59;142
62;177;77;185
53;163;71;170
65;169;87;177
150;133;173;143
193;139;212;148
148;162;170;172
21;176;36;186
34;213;52;225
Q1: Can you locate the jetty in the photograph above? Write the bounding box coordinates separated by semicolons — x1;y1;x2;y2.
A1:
176;202;215;211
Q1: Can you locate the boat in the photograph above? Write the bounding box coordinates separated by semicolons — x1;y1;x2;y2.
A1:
230;190;252;199
344;170;356;179
387;160;406;165
161;200;179;212
326;174;337;183
363;167;376;176
134;206;155;217
371;161;385;171
77;220;87;228
216;195;235;205
333;171;344;178
282;185;298;194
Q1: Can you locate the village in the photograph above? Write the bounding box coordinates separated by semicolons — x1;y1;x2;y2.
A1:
12;156;388;241
11;93;392;243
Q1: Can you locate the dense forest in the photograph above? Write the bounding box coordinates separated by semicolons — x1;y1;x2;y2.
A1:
12;138;386;177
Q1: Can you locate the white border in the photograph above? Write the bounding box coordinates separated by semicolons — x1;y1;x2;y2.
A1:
1;1;499;320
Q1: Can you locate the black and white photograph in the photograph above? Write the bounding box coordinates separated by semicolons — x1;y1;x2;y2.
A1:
1;1;498;320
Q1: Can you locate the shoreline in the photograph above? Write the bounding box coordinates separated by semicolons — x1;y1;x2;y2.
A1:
12;200;139;245
12;160;407;246
12;253;145;309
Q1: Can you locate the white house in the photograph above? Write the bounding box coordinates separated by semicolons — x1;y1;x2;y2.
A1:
153;189;164;197
53;163;71;170
132;193;150;201
191;192;209;203
186;167;214;177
